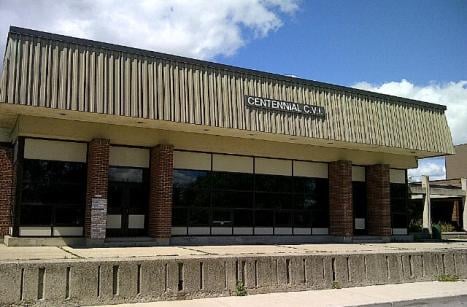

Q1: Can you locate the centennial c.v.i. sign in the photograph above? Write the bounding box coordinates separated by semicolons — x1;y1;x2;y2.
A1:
245;95;325;117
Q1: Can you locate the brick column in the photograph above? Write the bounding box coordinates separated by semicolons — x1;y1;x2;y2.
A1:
329;160;353;236
366;164;391;236
0;145;13;237
84;139;110;241
148;144;173;241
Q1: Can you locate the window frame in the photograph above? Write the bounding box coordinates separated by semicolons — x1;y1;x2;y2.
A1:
172;153;330;235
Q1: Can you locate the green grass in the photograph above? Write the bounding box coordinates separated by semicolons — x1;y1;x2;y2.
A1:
437;274;460;282
331;281;341;289
235;281;247;296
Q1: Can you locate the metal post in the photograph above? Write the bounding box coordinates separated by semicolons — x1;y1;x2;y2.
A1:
422;175;432;234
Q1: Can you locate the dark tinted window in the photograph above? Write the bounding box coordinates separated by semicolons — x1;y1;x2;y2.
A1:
234;210;253;227
20;159;86;226
391;182;408;228
255;210;274;227
212;191;253;208
174;170;210;190
20;205;53;226
189;208;210;226
255;174;293;192
212;210;233;226
109;168;143;183
353;182;367;219
171;165;330;231
212;172;253;191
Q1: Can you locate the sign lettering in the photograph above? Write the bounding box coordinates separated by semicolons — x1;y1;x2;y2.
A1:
244;95;325;117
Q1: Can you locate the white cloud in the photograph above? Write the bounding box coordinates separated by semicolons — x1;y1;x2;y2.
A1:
408;157;446;182
352;79;467;145
0;0;299;60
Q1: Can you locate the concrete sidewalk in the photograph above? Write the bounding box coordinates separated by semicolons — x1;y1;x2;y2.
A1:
1;241;467;262
99;280;467;307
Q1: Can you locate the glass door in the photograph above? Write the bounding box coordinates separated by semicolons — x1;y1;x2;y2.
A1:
107;167;149;237
353;182;367;235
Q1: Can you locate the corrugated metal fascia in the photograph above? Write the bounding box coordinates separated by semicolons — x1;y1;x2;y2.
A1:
7;26;447;112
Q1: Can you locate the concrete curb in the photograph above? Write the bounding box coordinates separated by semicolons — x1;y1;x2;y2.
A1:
0;250;466;306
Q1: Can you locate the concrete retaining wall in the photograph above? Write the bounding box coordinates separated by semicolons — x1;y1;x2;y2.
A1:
1;251;466;306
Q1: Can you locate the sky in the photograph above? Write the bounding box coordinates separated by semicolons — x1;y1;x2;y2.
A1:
0;0;466;181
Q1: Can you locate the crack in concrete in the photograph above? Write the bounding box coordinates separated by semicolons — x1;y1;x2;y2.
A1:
59;247;84;259
179;246;213;255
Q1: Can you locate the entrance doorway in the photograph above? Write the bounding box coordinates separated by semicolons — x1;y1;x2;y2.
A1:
353;182;367;235
107;167;149;237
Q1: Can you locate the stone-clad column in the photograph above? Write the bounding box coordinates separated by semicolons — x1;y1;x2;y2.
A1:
0;145;13;237
366;164;392;236
148;144;174;242
329;160;353;237
421;175;432;235
84;139;110;242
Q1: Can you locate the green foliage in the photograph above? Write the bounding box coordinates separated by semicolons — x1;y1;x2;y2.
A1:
235;281;247;296
408;219;423;233
437;274;460;282
331;281;341;289
438;222;455;233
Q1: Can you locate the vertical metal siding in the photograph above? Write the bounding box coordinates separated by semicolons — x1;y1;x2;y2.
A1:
0;34;454;154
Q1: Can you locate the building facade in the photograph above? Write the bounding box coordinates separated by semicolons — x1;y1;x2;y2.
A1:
0;27;454;244
446;144;467;180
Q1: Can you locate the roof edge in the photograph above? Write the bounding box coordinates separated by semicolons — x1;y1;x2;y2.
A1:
7;26;447;112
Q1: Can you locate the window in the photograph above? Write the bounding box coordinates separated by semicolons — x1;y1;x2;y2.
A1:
173;170;211;227
20;159;86;227
391;183;408;228
171;156;330;234
294;177;329;228
353;182;367;219
108;167;149;213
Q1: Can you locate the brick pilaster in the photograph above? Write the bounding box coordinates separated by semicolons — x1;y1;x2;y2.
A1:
366;164;391;236
84;139;110;240
0;145;13;237
329;160;353;236
148;144;174;239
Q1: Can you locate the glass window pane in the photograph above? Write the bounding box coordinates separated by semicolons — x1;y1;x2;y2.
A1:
212;172;253;191
275;211;292;227
189;208;210;226
233;210;253;227
255;210;273;227
212;191;253;208
212;210;233;226
55;207;84;226
392;214;408;228
255;192;291;209
172;208;188;226
128;184;148;209
255;174;293;193
311;210;329;227
21;159;87;227
173;188;210;207
391;199;407;214
108;185;124;210
294;177;328;195
353;182;367;218
20;205;52;226
23;160;85;184
174;170;210;190
391;183;407;199
293;211;311;227
109;167;144;183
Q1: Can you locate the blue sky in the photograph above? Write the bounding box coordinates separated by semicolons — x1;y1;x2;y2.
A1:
1;0;466;181
221;0;467;86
